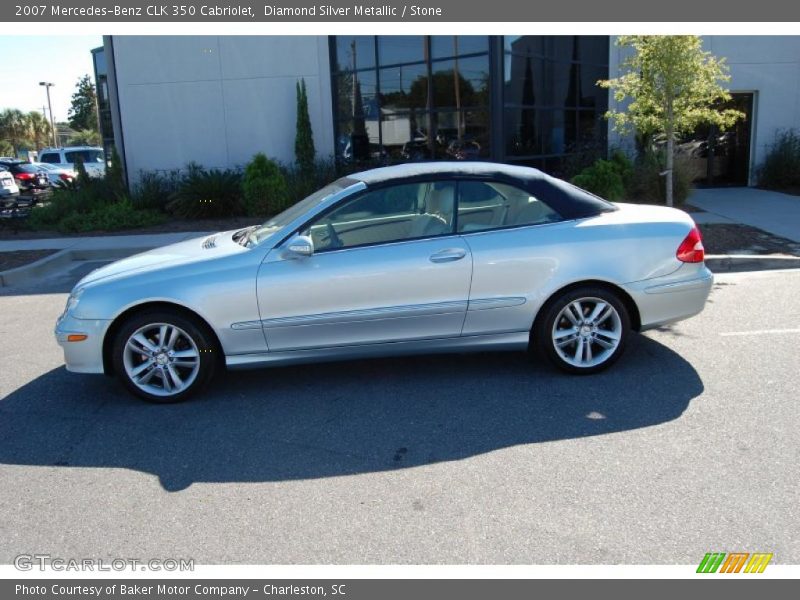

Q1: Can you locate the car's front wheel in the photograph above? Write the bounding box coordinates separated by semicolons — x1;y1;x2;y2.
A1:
111;310;218;403
535;287;631;374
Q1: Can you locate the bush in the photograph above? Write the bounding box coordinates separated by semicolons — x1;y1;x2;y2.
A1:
131;170;181;211
283;158;339;205
56;199;165;233
627;149;693;206
758;129;800;190
242;154;289;217
571;159;627;201
167;167;244;219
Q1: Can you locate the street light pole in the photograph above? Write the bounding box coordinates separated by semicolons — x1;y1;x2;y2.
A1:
39;82;57;147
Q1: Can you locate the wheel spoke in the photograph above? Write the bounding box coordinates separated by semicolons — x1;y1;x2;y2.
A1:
166;365;184;391
130;361;152;377
585;339;593;362
587;302;607;323
137;365;157;385
160;368;172;392
574;337;584;362
570;301;584;323
554;327;578;339
172;348;199;359
594;336;615;349
132;333;157;353
166;326;180;350
595;305;614;325
596;329;621;341
172;360;196;368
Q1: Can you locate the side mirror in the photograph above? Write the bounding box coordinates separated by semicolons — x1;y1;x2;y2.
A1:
283;234;314;258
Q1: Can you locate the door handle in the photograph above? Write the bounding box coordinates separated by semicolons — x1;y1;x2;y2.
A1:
429;248;467;263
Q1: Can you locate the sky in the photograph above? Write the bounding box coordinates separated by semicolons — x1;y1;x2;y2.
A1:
0;35;103;123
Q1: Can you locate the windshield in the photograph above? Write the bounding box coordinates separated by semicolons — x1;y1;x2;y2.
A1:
249;178;356;245
64;150;104;164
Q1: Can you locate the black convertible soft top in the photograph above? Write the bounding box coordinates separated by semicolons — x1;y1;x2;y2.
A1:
347;161;617;220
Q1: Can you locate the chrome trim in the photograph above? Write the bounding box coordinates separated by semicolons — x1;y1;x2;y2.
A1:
259;300;469;329
467;297;527;311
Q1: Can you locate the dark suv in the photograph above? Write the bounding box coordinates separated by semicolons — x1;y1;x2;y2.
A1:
0;160;51;202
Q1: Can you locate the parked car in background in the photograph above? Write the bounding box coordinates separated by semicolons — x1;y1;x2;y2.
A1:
0;167;21;212
0;160;50;200
56;162;713;403
35;162;77;186
37;146;106;178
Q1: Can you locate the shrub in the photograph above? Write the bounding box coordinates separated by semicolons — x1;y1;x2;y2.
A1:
131;170;181;211
57;199;164;233
758;129;800;190
571;159;627;201
27;184;111;230
167;167;244;219
242;154;289;217
283;158;339;205
626;149;693;206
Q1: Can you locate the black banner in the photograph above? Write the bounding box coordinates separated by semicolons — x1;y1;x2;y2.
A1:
3;0;800;22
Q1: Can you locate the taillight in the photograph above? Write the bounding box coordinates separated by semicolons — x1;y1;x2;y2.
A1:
15;173;34;181
59;173;72;181
676;226;705;263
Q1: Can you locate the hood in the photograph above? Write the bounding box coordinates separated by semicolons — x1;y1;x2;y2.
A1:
77;230;250;287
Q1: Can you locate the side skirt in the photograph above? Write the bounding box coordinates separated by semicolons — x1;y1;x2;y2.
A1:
225;331;531;370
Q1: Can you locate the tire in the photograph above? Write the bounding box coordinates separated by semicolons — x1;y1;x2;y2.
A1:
534;286;631;375
111;309;218;403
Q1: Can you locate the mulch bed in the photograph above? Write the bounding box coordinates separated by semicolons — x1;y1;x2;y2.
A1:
698;223;800;256
0;250;60;272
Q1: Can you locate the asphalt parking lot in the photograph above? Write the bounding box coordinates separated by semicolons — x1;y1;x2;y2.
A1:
0;264;798;564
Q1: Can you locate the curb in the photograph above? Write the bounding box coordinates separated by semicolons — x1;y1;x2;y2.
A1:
0;247;141;287
705;254;800;273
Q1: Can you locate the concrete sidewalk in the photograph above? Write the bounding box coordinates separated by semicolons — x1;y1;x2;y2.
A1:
0;231;210;253
690;187;800;242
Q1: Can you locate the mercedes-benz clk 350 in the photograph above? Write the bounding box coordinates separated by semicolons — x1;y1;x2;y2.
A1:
55;162;712;402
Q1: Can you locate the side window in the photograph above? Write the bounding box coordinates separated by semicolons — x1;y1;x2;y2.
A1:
457;181;561;233
40;153;59;164
302;181;456;251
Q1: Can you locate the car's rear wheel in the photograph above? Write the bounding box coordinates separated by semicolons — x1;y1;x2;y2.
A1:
535;287;631;374
111;310;217;403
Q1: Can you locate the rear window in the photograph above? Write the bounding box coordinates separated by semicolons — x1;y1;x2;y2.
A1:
15;163;42;173
39;153;60;163
64;150;104;164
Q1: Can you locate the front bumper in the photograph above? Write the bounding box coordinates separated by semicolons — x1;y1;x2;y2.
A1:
55;312;111;374
623;264;714;331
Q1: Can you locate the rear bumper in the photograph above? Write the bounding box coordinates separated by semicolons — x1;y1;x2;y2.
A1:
623;264;713;331
55;312;110;374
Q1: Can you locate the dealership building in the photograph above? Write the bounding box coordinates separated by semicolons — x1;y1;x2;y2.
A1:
98;35;800;188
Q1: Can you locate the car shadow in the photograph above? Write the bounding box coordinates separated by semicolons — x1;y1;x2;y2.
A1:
0;334;703;492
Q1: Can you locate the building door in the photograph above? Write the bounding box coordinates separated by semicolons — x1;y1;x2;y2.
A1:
680;93;754;187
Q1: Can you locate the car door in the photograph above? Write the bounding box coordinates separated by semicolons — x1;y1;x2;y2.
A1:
456;179;566;336
256;180;473;351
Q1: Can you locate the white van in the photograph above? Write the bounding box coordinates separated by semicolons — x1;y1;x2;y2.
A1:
37;146;106;178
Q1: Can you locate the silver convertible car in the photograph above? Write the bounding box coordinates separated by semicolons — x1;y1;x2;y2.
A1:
56;162;712;402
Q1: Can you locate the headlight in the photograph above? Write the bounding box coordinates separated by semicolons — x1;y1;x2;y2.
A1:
64;287;85;314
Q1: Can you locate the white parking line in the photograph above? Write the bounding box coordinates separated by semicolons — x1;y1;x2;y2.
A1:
720;328;800;337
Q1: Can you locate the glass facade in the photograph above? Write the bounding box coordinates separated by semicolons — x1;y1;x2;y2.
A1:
92;46;115;159
330;35;609;176
331;36;491;163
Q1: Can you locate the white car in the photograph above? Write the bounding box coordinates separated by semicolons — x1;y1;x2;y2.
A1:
37;146;106;178
0;168;20;207
34;162;77;186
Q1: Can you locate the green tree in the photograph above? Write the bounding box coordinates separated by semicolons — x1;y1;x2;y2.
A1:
67;75;99;132
68;129;102;146
0;109;32;156
28;111;52;150
599;36;743;207
295;79;316;176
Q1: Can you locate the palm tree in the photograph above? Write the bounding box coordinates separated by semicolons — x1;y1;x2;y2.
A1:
0;109;32;156
28;111;52;151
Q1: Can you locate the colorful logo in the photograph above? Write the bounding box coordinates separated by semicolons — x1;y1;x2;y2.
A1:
697;552;773;573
